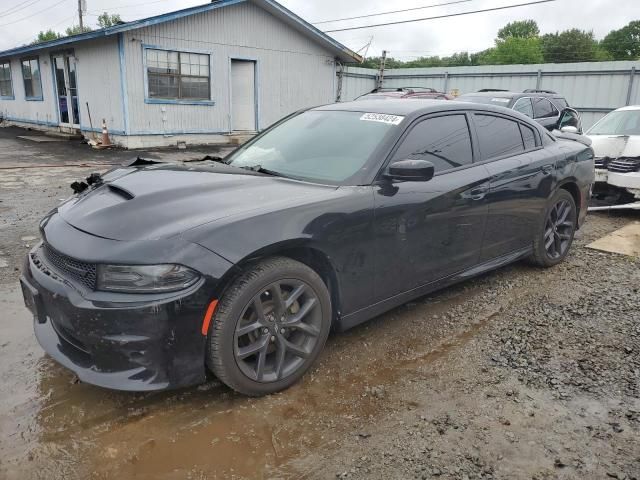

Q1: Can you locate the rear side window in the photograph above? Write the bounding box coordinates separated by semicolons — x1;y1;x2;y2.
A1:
392;114;473;173
553;97;569;109
513;98;533;118
520;124;537;150
474;114;524;160
533;98;558;118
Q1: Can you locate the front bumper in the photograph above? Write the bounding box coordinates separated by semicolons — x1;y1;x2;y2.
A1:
21;246;211;391
594;168;608;183
608;171;640;199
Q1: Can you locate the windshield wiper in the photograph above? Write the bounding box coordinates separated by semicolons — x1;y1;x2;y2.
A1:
238;165;288;178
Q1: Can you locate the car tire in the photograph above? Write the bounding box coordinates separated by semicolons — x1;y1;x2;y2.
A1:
206;257;331;396
529;189;577;268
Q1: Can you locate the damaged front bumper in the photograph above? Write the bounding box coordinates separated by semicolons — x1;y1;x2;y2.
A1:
19;213;234;391
21;246;209;391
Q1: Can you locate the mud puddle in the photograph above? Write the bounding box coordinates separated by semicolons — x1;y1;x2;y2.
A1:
0;272;513;480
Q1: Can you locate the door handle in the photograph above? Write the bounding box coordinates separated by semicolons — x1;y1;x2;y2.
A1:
466;184;489;201
541;164;554;175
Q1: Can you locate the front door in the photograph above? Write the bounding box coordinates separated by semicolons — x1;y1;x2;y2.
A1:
53;54;80;128
373;113;490;299
230;59;256;132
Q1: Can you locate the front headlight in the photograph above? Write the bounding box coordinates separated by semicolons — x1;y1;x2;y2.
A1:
96;264;200;293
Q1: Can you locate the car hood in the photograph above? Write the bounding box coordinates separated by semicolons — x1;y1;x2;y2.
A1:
587;134;640;158
57;165;338;241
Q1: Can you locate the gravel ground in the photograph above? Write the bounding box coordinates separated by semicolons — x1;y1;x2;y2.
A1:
280;213;640;480
0;127;638;479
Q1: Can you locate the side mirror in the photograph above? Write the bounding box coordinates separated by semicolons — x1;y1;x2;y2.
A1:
386;159;435;182
557;107;582;133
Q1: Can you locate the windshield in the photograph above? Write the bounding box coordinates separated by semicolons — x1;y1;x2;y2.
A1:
457;95;512;106
225;110;401;184
588;110;640;136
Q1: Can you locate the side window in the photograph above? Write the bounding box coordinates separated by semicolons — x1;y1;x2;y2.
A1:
520;124;537;150
21;57;42;99
474;114;524;160
513;98;533;118
0;62;13;98
553;97;569;109
392;114;473;173
533;98;558;119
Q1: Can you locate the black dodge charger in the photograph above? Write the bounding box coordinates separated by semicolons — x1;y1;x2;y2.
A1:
20;100;594;396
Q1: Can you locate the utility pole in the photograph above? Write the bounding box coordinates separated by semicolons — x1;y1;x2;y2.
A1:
78;0;85;30
376;50;387;91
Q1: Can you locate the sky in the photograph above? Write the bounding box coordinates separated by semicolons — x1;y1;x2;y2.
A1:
0;0;637;56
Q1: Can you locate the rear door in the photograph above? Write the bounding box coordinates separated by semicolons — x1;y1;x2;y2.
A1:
373;112;491;299
472;113;553;261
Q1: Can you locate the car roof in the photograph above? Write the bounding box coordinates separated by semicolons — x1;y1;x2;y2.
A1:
312;99;531;118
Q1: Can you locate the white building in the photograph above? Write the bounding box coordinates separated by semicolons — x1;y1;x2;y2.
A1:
0;0;360;148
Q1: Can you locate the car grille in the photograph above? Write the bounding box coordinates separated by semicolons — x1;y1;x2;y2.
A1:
594;157;608;169
41;243;97;290
608;157;640;173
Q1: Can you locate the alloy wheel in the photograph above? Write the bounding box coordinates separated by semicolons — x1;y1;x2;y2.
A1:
544;199;574;259
233;280;322;383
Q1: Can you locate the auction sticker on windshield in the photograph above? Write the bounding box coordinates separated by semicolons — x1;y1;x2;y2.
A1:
360;113;405;125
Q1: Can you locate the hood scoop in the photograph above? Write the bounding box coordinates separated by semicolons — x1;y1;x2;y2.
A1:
107;183;135;200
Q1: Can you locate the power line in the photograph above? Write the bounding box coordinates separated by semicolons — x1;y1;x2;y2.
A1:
0;0;46;18
86;0;174;13
312;0;475;25
324;0;561;33
0;0;70;27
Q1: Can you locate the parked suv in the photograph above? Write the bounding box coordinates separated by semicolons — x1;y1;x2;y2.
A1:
458;89;582;133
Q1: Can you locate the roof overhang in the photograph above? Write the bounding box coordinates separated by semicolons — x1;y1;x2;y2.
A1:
0;0;362;63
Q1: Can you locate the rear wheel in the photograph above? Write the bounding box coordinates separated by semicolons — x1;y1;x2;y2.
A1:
206;257;331;396
530;189;577;267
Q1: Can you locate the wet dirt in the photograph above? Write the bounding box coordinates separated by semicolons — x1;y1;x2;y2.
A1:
1;128;639;479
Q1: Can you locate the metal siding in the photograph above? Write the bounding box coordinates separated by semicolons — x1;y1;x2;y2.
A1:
342;61;640;129
0;53;57;127
339;67;376;101
74;38;125;133
123;1;335;135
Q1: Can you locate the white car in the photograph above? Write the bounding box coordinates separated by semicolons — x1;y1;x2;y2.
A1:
587;105;640;203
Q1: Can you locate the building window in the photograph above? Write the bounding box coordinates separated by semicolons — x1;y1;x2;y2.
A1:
0;62;13;98
21;57;42;99
146;48;210;101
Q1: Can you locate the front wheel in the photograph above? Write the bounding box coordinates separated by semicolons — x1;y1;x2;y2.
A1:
206;257;331;396
530;189;577;267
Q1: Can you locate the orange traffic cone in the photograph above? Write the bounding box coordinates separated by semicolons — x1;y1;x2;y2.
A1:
101;119;111;147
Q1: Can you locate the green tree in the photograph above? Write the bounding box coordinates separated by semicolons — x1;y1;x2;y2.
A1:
32;29;61;44
480;37;544;65
97;12;123;28
541;29;609;63
601;20;640;60
497;19;540;40
65;24;93;36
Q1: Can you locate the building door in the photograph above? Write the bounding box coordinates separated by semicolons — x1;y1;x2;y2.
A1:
230;59;256;132
53;54;80;128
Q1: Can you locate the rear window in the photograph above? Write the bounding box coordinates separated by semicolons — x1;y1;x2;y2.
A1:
474;114;524;160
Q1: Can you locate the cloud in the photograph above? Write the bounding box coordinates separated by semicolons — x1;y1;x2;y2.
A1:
0;0;634;55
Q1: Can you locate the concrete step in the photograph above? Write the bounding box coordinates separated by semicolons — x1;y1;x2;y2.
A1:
44;131;83;140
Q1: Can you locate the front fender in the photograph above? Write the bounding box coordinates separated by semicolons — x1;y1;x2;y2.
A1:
183;186;376;316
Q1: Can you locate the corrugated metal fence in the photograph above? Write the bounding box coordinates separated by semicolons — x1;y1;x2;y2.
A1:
338;61;639;129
